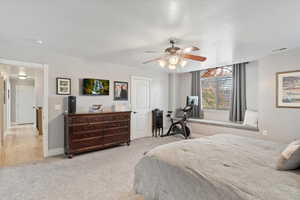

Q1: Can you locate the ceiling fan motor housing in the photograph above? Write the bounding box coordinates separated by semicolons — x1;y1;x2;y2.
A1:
165;46;180;54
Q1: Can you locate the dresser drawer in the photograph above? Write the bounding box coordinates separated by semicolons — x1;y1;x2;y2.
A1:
69;121;129;133
88;113;130;123
103;127;129;136
104;133;129;145
69;116;89;124
70;130;103;140
70;137;103;150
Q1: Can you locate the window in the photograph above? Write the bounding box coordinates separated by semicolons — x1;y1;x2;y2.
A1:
201;66;232;110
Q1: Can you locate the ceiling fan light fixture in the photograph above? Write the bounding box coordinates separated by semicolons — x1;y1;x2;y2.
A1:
142;39;206;68
158;59;166;68
169;55;179;65
183;47;192;53
168;64;176;70
180;59;187;67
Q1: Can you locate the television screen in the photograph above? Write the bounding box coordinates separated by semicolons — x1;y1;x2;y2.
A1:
186;96;199;106
83;79;109;95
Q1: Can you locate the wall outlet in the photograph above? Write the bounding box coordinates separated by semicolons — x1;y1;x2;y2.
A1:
262;130;268;136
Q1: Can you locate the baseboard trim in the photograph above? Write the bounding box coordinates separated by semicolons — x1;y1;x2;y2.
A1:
47;148;64;157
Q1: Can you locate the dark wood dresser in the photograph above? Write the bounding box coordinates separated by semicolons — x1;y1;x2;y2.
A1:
64;111;131;158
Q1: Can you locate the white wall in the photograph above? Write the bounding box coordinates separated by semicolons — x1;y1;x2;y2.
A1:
48;57;169;149
0;73;8;135
168;74;175;111
178;72;192;108
3;76;9;131
5;77;10;130
258;48;300;143
246;61;259;111
168;73;181;111
0;75;4;145
0;70;11;133
34;69;44;107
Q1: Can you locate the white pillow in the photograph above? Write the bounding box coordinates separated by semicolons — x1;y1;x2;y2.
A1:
243;110;258;128
277;140;300;170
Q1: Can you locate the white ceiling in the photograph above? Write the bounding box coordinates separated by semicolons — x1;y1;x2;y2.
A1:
0;0;300;72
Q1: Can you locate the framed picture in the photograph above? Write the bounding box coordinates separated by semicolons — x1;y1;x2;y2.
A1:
82;79;109;96
56;78;71;95
114;81;128;101
276;70;300;108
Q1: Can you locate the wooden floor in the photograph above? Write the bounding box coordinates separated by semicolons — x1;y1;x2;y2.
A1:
0;125;43;167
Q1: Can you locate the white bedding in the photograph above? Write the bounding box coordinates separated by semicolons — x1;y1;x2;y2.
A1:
134;134;300;200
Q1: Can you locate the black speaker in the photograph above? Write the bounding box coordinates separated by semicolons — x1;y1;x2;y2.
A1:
68;96;76;114
152;109;163;137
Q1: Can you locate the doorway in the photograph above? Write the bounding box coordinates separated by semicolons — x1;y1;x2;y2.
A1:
131;76;151;139
0;60;48;166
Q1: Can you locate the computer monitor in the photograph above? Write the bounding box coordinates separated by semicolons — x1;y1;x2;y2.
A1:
186;96;199;106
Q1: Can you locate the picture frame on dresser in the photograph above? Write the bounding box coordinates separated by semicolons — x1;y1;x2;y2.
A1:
276;70;300;108
56;78;71;95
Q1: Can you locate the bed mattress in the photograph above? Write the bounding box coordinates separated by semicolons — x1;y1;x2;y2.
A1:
134;134;300;200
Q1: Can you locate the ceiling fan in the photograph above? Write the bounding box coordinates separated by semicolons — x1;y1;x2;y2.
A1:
143;39;207;70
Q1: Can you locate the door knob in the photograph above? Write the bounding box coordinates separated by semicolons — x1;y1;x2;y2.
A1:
133;111;137;114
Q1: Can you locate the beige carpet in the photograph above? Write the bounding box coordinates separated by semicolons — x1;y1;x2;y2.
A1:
0;136;181;200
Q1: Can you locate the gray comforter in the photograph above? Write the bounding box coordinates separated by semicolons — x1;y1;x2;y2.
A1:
134;134;300;200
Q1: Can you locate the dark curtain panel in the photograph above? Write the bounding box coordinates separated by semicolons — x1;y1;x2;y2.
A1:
229;63;247;122
191;71;203;118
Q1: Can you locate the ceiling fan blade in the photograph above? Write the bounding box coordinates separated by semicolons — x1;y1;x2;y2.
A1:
144;50;161;53
183;54;207;62
143;57;162;64
183;46;200;53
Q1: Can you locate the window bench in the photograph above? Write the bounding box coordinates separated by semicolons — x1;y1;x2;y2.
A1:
188;118;259;132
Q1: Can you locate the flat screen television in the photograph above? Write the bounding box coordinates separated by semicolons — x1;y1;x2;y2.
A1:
83;79;109;95
186;96;199;106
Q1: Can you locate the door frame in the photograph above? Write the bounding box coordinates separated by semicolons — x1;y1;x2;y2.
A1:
130;76;152;139
0;58;49;157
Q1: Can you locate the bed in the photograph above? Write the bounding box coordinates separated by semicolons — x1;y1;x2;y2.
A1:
134;134;300;200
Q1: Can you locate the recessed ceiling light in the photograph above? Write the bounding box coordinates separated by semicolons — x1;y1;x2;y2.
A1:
36;40;43;44
272;48;288;52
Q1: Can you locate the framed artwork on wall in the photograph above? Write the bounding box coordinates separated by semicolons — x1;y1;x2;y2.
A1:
82;79;109;96
114;81;128;101
56;78;71;95
276;70;300;108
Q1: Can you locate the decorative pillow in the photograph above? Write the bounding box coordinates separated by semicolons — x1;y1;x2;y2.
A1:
276;140;300;170
243;110;258;128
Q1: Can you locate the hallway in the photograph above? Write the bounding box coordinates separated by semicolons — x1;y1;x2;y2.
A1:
0;125;43;167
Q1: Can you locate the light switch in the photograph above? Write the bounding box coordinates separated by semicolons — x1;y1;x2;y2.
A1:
55;104;61;111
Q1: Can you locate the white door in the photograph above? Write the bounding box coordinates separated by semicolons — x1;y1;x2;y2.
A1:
16;85;35;124
131;76;151;139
